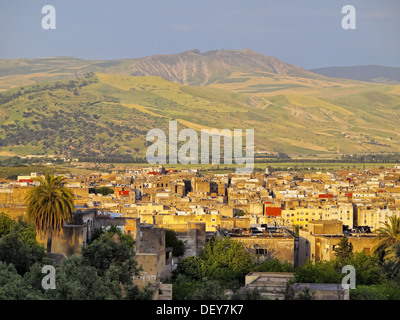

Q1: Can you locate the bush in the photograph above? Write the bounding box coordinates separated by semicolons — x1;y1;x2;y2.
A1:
351;282;400;300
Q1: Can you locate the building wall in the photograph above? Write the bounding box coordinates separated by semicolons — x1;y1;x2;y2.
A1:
234;236;295;265
174;222;206;258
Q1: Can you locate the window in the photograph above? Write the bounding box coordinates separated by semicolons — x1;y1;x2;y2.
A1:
256;248;267;255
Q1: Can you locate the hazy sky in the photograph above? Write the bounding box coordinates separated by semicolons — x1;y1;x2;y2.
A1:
0;0;399;69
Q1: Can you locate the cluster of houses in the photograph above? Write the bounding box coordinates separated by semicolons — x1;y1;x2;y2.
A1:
2;164;400;299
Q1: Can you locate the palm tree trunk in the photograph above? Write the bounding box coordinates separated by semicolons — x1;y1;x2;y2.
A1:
47;233;52;254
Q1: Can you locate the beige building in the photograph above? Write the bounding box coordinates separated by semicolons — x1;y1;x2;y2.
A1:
299;220;379;263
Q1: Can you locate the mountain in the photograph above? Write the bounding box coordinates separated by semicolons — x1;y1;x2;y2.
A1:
0;50;400;159
310;65;400;84
0;49;328;91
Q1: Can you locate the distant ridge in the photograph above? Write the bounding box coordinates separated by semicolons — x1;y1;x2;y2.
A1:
123;49;326;85
0;49;328;89
310;65;400;84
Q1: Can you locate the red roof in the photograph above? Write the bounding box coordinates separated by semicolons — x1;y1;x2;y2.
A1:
265;207;281;217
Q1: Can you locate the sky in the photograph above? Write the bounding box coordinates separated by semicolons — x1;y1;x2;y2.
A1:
0;0;399;69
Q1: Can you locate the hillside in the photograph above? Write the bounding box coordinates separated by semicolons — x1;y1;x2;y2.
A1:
0;49;330;91
0;70;400;159
310;65;400;84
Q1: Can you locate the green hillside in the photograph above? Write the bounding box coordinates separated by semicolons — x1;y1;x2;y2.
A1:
0;69;399;159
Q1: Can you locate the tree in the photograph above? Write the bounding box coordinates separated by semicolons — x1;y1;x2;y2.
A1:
171;274;203;300
192;279;225;300
46;255;121;300
91;225;135;248
253;258;294;273
374;216;400;261
293;260;342;284
334;235;354;262
25;174;75;253
350;282;400;300
0;262;44;300
382;243;400;279
81;232;140;286
165;229;185;257
200;236;255;284
0;215;48;274
173;256;206;281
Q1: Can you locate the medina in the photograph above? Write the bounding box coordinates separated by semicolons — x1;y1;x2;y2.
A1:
145;121;254;174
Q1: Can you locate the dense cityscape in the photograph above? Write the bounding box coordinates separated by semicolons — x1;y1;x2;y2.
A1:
1;163;400;300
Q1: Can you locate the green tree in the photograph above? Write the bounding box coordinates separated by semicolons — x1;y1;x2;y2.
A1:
91;225;135;248
230;287;264;300
0;262;44;300
334;235;354;262
81;232;140;286
253;258;294;273
0;215;48;274
200;236;255;284
346;251;385;286
171;274;203;300
124;282;154;300
293;260;342;284
383;243;400;279
192;278;225;300
374;216;400;261
173;256;206;281
351;282;400;300
0;212;14;237
165;229;185;257
25;174;75;253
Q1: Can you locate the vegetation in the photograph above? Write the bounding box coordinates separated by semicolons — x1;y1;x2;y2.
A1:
165;229;185;257
0;212;153;300
373;216;400;261
89;186;115;196
1;53;400;159
25;174;74;253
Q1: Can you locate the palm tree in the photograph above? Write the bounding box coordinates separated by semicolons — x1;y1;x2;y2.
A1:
373;215;400;261
25;173;74;254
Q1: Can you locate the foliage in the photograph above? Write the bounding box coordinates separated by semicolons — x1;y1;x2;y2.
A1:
0;215;48;274
345;251;385;286
124;282;154;300
334;235;354;262
173;256;206;281
81;232;139;285
25;174;74;253
90;186;115;196
0;262;44;300
200;236;255;284
90;225;135;249
230;287;264;300
171;274;204;300
293;260;343;284
165;229;185;257
192;278;226;300
0;212;15;236
253;258;294;273
383;243;400;279
350;282;400;300
373;216;400;261
0;213;152;300
46;255;121;300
